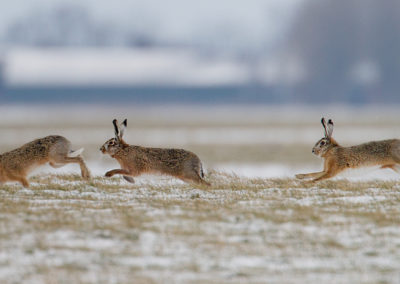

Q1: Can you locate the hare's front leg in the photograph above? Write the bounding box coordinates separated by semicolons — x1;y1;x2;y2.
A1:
311;171;337;182
296;169;338;182
105;169;130;177
295;171;326;180
105;169;135;183
296;160;339;182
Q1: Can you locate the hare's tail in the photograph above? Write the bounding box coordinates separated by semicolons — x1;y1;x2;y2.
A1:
199;162;211;186
68;148;84;157
200;162;206;178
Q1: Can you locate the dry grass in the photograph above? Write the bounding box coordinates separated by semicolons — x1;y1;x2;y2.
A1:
1;172;400;284
0;106;400;283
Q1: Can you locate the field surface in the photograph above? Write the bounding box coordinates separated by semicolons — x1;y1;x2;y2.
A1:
1;105;400;283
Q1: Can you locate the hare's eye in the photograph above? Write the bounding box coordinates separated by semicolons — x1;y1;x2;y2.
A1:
320;141;326;146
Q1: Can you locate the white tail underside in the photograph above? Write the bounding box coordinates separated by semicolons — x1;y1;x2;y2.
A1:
68;148;84;157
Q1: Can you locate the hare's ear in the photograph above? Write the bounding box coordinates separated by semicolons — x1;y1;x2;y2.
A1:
112;119;120;139
321;117;328;138
119;119;127;138
327;119;334;138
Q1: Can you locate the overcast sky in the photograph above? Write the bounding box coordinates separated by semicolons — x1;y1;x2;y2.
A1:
0;0;303;51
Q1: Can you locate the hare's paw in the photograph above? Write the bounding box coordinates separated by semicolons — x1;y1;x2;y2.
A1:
82;171;91;180
123;176;135;183
295;174;307;180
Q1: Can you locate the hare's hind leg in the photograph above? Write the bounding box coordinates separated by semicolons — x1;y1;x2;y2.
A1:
199;178;211;186
52;156;91;180
181;171;211;186
390;143;400;174
49;142;91;179
385;164;400;174
179;175;209;186
182;160;211;186
123;176;135;183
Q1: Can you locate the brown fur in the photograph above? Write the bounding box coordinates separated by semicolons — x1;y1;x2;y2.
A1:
100;119;210;186
0;135;91;187
296;118;400;182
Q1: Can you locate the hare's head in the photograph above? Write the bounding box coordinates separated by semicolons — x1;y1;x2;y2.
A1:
312;118;337;157
100;119;127;156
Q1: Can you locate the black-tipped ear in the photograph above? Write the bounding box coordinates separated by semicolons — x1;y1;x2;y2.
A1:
119;119;127;138
321;117;328;137
113;119;119;139
327;119;334;138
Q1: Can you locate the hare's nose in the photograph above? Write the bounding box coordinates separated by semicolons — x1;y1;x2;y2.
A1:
312;149;315;153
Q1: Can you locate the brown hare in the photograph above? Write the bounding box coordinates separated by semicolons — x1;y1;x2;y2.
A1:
296;118;400;182
100;119;210;186
0;135;91;187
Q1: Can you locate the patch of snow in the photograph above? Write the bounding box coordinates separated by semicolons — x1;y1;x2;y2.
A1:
332;195;387;204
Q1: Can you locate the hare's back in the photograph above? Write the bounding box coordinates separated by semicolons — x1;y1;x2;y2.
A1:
24;135;70;153
0;135;70;167
353;139;399;153
344;139;400;163
137;146;198;162
3;135;67;156
145;147;201;173
129;146;200;170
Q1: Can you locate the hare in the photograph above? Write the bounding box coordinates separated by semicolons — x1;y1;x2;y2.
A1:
296;118;400;182
100;119;210;186
0;135;91;187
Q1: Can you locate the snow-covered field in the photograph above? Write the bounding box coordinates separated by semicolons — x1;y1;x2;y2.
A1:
1;105;400;283
1;174;400;284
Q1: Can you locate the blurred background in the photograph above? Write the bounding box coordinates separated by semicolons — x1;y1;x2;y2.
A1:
0;0;400;178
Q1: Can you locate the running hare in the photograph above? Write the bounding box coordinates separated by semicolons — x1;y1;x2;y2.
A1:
296;118;400;182
100;119;210;186
0;135;91;187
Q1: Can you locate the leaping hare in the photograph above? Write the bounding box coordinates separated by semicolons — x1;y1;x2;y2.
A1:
296;118;400;182
100;119;210;186
0;135;91;187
